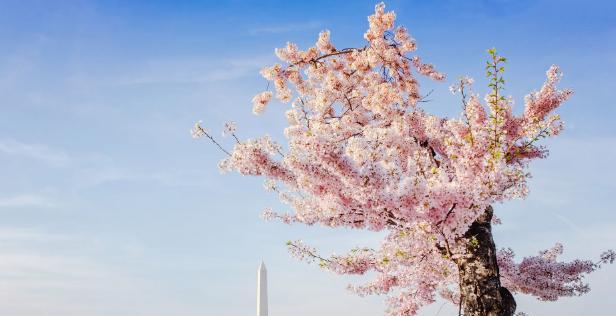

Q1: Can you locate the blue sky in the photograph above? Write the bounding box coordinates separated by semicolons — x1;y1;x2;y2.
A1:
0;0;615;315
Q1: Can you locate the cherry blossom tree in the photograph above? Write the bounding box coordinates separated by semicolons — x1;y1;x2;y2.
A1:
193;3;614;315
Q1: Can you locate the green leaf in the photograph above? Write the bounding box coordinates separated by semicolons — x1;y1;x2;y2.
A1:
469;236;480;248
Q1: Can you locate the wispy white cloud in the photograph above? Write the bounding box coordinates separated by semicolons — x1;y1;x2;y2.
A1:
550;211;582;233
0;136;210;191
0;33;49;93
74;166;215;189
0;229;99;282
0;227;175;316
0;228;67;242
0;194;55;208
115;55;275;86
0;138;70;167
248;21;322;35
0;225;214;316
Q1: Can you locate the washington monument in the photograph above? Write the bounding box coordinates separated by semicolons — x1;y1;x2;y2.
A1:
257;262;268;316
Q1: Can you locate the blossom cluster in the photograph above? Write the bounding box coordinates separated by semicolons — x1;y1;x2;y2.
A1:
201;3;610;315
498;244;599;301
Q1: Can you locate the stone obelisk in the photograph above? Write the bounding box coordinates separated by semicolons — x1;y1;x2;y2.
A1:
257;262;268;316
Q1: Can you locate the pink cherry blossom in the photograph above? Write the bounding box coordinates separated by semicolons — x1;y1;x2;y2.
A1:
196;3;612;315
252;91;273;115
222;121;237;137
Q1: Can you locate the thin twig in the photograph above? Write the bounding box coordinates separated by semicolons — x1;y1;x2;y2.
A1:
459;83;475;146
417;89;434;103
197;125;231;156
231;133;241;145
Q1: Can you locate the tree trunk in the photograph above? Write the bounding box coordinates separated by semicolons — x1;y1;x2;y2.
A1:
456;206;516;316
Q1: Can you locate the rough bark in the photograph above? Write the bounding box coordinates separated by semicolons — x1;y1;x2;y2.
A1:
456;206;516;316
